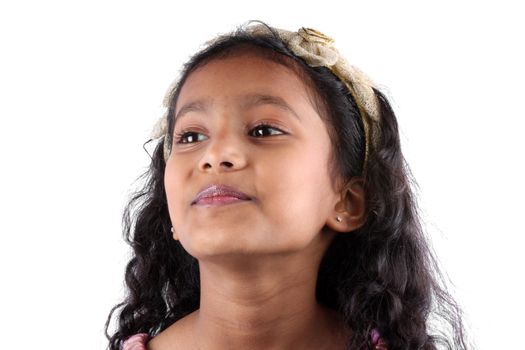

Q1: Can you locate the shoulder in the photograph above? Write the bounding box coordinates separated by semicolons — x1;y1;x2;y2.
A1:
121;333;150;350
123;312;195;350
121;332;180;350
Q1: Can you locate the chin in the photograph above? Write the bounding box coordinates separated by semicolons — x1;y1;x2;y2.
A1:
179;227;246;255
182;236;283;261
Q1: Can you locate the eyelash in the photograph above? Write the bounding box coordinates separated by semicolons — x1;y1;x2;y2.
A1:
173;122;286;144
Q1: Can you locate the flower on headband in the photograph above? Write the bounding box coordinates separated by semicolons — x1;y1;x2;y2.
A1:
288;27;339;67
245;25;340;68
298;27;334;45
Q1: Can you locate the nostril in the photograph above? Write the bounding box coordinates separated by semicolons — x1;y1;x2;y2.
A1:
221;161;233;167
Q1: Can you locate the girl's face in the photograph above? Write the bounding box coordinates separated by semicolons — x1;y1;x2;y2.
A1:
164;53;343;260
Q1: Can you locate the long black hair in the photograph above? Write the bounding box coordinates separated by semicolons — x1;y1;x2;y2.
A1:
105;21;469;349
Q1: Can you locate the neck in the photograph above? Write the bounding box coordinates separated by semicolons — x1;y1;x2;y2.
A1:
188;252;350;350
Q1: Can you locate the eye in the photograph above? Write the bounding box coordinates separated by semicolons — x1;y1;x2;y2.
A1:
249;123;286;138
173;123;285;144
174;130;208;144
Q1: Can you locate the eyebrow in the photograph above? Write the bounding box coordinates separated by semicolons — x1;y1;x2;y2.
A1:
174;93;301;122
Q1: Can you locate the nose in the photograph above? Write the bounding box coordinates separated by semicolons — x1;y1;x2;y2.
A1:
198;128;248;173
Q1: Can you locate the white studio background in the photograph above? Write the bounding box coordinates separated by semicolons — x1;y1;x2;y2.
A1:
1;1;523;349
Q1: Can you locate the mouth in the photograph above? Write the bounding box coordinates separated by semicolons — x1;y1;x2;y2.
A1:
191;184;253;206
193;196;252;207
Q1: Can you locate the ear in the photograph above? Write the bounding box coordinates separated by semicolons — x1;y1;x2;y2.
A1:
326;177;366;233
171;226;179;240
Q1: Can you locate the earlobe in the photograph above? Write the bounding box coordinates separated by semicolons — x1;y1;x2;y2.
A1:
328;177;366;233
171;226;179;240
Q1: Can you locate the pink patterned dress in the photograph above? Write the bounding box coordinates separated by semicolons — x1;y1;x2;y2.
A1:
121;329;388;349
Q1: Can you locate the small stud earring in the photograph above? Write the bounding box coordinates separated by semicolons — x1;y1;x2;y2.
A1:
336;216;342;222
170;227;174;232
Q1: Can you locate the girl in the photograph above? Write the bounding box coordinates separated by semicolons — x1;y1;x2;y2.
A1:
105;21;468;350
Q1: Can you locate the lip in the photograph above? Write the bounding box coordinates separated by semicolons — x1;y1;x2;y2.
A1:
192;184;253;206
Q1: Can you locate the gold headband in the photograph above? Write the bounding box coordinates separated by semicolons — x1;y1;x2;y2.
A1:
150;24;381;171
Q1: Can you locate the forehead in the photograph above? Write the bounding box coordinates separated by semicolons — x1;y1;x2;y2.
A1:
176;53;316;113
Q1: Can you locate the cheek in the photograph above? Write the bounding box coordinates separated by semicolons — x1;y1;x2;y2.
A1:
164;162;176;199
164;161;187;220
261;145;332;222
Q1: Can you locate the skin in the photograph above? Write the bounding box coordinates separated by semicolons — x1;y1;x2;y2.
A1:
153;52;366;350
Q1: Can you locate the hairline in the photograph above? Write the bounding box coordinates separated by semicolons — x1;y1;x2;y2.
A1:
171;44;331;126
